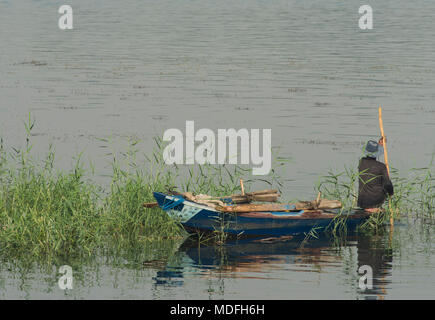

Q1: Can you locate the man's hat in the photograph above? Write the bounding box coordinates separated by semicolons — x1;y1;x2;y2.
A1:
364;140;382;158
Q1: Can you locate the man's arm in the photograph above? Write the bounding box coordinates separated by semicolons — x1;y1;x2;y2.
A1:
382;165;394;196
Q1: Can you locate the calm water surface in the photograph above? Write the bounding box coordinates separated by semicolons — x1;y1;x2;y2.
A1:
1;218;434;299
0;0;434;299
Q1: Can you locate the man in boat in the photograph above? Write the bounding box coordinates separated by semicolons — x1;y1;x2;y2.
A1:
357;138;394;212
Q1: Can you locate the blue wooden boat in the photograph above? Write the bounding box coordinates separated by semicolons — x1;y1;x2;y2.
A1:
153;192;370;237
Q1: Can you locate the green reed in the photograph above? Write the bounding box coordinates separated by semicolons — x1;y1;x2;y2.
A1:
0;118;283;259
0;154;101;258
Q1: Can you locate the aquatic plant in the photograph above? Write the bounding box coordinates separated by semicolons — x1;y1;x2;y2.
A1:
0;155;101;258
0;117;283;259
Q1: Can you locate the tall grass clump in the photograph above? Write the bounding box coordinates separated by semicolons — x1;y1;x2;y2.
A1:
389;164;435;218
0;116;102;258
0;119;183;258
0;160;102;257
99;137;185;245
0;116;284;259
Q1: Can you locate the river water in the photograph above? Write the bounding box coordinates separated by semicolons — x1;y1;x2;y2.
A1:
1;218;434;300
0;0;434;299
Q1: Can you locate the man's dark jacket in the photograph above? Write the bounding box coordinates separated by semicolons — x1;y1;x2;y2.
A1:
357;157;394;209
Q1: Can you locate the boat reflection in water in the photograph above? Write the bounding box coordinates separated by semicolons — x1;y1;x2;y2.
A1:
151;233;393;299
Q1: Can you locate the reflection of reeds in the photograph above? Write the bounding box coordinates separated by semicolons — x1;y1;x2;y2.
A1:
301;226;321;247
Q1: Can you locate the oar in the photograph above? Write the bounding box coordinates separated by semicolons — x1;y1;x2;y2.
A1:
378;106;394;227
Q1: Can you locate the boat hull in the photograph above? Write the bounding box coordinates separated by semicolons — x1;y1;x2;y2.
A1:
153;192;370;237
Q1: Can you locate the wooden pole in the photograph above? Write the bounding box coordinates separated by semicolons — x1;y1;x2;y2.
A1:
240;179;245;196
378;106;390;175
379;106;394;230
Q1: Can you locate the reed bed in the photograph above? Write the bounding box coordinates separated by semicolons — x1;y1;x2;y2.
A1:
0;119;282;259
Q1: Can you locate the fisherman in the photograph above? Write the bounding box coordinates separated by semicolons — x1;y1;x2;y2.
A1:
357;138;394;212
